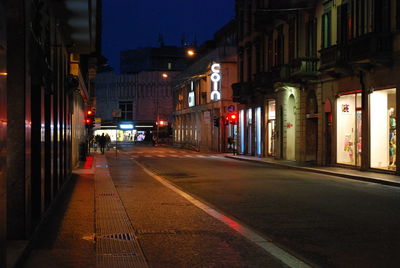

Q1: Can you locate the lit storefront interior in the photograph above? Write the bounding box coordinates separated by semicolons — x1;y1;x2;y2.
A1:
336;92;362;166
255;107;262;156
336;88;396;171
266;100;276;156
247;109;252;155
370;88;396;170
239;109;245;154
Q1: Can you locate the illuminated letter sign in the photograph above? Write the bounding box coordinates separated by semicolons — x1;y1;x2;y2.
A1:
188;81;195;107
210;63;221;101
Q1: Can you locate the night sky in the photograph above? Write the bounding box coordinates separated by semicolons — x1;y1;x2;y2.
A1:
102;0;236;73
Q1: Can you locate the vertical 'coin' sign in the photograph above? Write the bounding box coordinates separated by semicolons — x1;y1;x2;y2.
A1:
210;63;221;101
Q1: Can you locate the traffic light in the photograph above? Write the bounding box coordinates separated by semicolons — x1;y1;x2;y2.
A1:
85;118;92;129
85;109;95;129
226;112;238;125
213;117;220;127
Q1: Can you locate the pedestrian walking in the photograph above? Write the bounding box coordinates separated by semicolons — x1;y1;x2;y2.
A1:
152;134;157;146
99;133;107;154
105;133;111;150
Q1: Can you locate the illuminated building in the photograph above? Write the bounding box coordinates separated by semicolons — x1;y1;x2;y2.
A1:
172;20;238;152
234;0;400;174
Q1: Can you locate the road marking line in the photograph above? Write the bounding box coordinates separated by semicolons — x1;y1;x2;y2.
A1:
133;160;311;268
157;155;166;158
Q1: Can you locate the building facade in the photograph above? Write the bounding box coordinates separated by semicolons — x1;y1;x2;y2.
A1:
173;21;238;152
94;46;187;142
94;70;179;141
1;0;100;265
234;0;400;174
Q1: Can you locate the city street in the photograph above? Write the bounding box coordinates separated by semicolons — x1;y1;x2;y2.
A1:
117;144;400;267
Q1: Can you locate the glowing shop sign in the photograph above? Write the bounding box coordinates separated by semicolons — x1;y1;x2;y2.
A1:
188;81;195;107
210;63;221;101
119;123;134;130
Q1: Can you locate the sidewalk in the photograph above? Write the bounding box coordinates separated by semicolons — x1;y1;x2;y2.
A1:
21;152;302;268
225;155;400;187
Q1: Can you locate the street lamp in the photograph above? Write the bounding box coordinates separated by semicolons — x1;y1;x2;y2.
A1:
186;48;196;57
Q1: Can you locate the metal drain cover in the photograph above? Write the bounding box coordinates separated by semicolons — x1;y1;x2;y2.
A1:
102;233;134;241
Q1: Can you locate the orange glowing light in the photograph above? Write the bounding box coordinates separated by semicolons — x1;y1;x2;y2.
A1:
0;72;7;76
186;49;195;57
162;73;168;78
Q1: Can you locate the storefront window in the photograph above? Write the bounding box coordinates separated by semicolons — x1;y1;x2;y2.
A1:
370;88;396;170
267;100;276;156
240;110;245;154
247;109;252;155
336;93;362;166
255;107;262;156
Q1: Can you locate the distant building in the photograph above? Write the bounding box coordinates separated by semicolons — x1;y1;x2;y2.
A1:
95;46;189;142
120;46;188;74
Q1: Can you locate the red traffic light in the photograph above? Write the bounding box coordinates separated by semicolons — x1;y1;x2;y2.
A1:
85;118;92;124
87;110;93;116
226;112;238;125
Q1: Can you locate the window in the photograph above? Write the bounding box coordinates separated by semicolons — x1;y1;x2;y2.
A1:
119;101;133;121
337;4;348;44
168;62;172;70
288;18;296;61
274;27;284;66
322;12;331;48
306;17;317;56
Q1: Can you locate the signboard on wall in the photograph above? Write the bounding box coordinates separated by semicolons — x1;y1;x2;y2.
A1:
210;63;221;101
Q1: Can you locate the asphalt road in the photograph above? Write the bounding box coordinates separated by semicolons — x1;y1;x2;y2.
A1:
121;144;400;268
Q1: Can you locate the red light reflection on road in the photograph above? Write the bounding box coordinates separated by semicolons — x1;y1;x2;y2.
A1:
220;215;243;232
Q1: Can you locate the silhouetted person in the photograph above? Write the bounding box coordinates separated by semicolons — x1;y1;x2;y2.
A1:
99;133;106;154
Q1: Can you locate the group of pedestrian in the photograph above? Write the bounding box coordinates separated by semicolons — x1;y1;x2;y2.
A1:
94;133;111;154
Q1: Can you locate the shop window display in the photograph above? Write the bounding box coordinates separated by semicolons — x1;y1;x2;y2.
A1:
267;100;276;156
336;93;362;166
370;88;396;170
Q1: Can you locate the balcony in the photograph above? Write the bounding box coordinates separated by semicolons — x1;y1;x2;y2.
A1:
290;57;319;80
320;32;394;75
347;32;393;66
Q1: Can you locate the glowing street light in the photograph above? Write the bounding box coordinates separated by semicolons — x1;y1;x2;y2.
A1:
186;48;196;57
162;73;168;78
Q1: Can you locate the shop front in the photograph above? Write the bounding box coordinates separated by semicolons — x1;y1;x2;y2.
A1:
336;88;396;171
266;100;276;157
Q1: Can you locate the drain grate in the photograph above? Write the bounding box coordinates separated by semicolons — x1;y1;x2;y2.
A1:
102;233;134;241
101;253;137;257
97;193;116;197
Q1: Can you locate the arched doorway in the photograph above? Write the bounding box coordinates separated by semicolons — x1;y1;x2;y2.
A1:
286;95;296;160
306;90;318;162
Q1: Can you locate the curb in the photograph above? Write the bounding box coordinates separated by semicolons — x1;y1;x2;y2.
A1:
225;156;400;188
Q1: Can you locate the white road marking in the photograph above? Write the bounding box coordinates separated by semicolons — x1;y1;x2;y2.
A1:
133;160;312;268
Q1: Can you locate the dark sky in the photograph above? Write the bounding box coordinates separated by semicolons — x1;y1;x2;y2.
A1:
102;0;236;73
